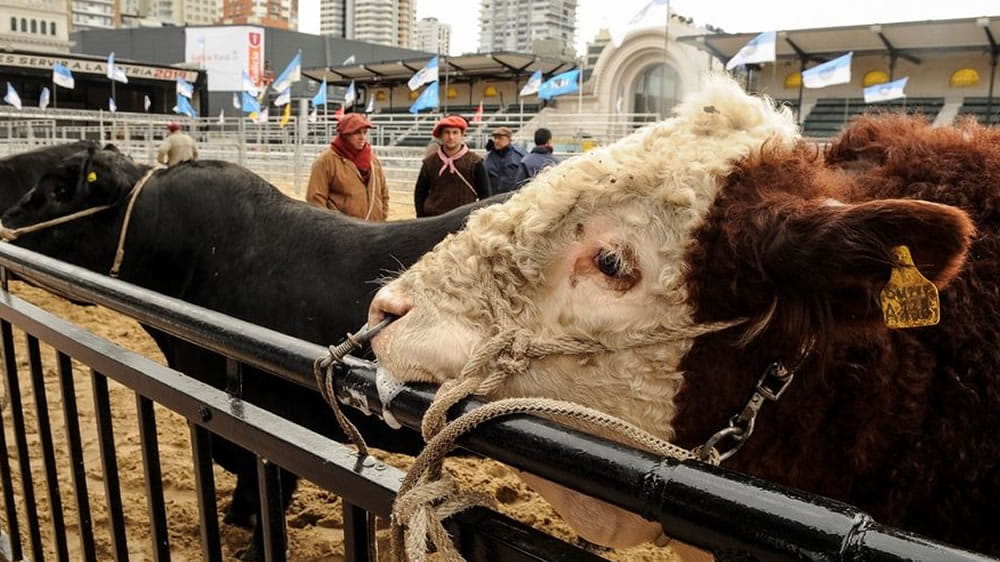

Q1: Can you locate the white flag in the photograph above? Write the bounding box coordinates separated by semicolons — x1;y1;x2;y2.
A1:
106;52;128;83
726;31;777;71
257;107;268;124
273;88;291;106
610;0;669;48
365;96;375;114
39;87;50;110
3;83;21;110
342;54;356;65
802;52;853;89
308;106;318;122
218;108;225;125
232;92;241;109
864;76;908;103
344;81;356;106
109;97;117;112
144;95;151;111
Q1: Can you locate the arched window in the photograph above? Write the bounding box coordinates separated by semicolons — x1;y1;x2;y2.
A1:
863;70;890;87
30;19;36;33
950;68;980;88
632;64;681;117
784;72;802;89
40;21;46;34
20;18;27;32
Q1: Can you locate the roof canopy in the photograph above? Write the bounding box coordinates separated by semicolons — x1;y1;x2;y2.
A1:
678;16;1000;65
303;52;578;87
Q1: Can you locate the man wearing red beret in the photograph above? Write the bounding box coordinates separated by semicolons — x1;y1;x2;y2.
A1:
413;114;491;217
306;112;389;221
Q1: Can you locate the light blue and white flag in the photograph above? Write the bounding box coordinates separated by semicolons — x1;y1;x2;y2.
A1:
344;81;356;106
408;83;439;113
242;70;259;95
519;70;543;97
52;63;75;89
176;77;193;98
106;52;128;83
175;95;198;118
272;51;302;93
256;107;269;124
610;0;669;47
241;91;261;113
4;83;21;110
218;108;225;125
802;52;852;89
726;31;777;70
144;95;151;111
311;78;327;106
39;87;50;110
538;69;580;100
109;97;117;112
342;54;356;65
864;76;908;103
232;92;241;109
273;87;291;107
408;56;439;91
365;96;375;114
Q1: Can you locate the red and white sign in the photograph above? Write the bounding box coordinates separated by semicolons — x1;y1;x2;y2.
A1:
185;26;265;92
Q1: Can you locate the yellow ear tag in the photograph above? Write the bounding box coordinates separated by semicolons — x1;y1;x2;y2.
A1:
86;171;97;183
879;245;940;329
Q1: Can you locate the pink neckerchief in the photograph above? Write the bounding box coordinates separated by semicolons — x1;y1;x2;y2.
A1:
437;144;470;176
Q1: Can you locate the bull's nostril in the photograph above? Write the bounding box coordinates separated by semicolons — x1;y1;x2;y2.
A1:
369;287;413;331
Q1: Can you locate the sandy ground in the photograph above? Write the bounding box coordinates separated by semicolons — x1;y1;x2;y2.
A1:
0;186;679;561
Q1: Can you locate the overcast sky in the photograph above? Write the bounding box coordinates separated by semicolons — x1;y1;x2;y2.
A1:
297;0;1000;56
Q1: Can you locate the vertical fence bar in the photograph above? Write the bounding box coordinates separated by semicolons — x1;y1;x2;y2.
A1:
342;501;373;562
56;352;97;562
0;320;24;562
190;422;222;562
2;322;45;562
92;370;129;562
26;336;70;562
136;394;170;562
256;457;287;562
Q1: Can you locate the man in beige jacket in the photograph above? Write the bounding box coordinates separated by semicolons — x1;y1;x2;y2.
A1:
305;113;389;221
156;122;199;166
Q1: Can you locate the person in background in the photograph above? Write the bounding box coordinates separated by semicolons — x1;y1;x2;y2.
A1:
156;122;198;167
413;115;490;217
484;126;526;194
514;127;560;187
305;113;389;221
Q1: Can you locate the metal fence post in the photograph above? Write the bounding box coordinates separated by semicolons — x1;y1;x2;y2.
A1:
237;116;246;167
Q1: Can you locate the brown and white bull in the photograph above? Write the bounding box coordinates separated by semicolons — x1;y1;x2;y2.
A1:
368;76;998;556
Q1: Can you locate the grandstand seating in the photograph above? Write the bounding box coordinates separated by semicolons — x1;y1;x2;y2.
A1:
801;97;945;138
956;97;1000;125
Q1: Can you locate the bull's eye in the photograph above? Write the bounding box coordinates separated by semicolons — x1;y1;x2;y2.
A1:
596;249;624;278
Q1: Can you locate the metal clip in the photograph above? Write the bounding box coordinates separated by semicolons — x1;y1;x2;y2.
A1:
756;362;794;401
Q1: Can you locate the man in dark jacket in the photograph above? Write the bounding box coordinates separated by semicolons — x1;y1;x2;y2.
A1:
484;126;526;194
413;115;491;217
514;127;559;187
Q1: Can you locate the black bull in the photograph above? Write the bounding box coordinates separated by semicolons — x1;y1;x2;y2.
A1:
1;145;508;559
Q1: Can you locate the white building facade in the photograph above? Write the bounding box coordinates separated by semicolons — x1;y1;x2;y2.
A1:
320;0;412;47
413;16;449;54
479;0;576;54
0;0;72;52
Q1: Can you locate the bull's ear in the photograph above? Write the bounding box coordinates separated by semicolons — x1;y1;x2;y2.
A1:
746;198;974;330
102;143;120;153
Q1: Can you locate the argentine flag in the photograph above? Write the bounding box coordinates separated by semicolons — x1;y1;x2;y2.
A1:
241;91;261;114
538;69;580;100
344;81;356;106
175;95;198;118
272;51;302;93
39;87;50;110
726;31;777;71
106;52;128;84
52;63;75;89
109;97;117;112
407;56;439;91
409;83;439;114
610;0;669;47
802;52;852;89
864;76;908;103
4;82;22;110
311;78;327;106
273;87;291;107
176;77;193;98
242;70;260;95
519;70;543;97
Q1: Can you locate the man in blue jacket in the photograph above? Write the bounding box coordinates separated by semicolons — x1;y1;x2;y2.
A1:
514;128;559;187
484;126;526;194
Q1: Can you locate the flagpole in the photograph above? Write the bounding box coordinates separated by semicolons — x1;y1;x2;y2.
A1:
661;0;671;119
52;77;56;109
443;55;449;114
577;57;583;114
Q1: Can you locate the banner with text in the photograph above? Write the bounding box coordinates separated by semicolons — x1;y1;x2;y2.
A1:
184;26;265;92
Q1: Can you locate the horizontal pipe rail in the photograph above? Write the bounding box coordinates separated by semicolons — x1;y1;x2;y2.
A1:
0;244;994;561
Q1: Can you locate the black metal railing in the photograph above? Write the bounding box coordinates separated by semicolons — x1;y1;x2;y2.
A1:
0;242;996;562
